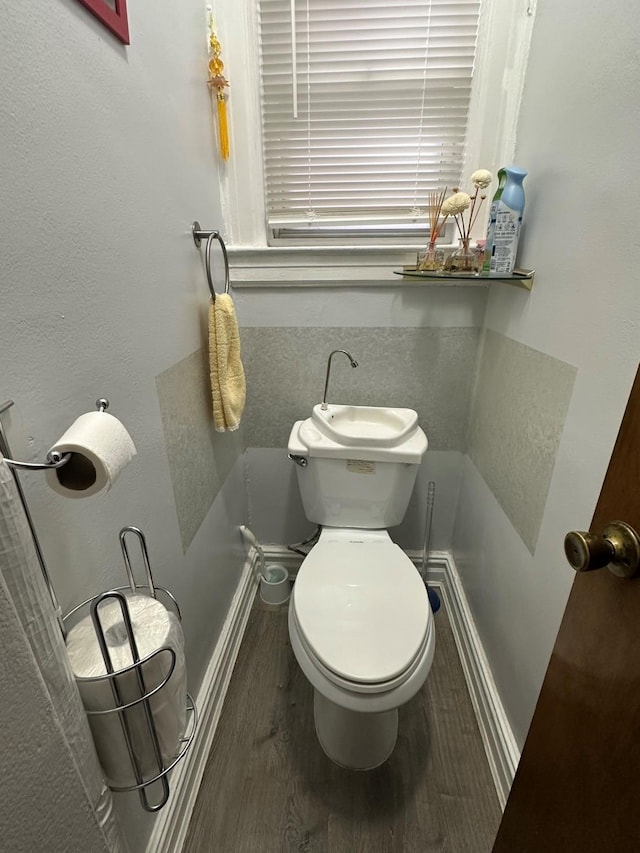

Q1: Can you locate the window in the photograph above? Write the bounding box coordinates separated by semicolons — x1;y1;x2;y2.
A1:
217;0;535;266
259;0;481;244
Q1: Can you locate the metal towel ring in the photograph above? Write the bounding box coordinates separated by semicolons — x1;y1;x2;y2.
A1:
192;221;230;303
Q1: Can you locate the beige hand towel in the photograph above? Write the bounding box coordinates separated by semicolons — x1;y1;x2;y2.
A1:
208;294;246;432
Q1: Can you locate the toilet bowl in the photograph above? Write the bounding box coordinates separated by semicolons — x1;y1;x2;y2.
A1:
289;527;435;769
288;403;432;769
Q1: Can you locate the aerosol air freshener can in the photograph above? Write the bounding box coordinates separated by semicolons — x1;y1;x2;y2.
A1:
483;166;527;274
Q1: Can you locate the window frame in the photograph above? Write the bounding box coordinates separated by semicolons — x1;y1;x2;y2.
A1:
213;0;537;285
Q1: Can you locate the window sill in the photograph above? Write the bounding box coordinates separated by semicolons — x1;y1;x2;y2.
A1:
227;245;489;288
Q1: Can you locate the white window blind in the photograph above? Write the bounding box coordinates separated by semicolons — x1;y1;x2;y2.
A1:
258;0;481;239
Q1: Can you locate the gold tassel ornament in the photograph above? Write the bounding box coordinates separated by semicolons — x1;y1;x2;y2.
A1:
216;93;229;161
207;9;230;161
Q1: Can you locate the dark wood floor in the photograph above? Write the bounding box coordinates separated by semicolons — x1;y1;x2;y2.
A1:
184;590;501;852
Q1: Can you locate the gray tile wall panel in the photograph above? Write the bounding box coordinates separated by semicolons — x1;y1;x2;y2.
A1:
468;330;576;553
241;326;480;451
156;348;245;551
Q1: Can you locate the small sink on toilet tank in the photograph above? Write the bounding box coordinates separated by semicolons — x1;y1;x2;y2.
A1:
311;404;418;447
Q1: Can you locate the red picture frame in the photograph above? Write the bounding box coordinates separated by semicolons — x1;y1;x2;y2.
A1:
76;0;130;45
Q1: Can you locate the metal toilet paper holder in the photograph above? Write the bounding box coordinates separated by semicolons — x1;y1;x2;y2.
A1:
0;397;111;472
62;526;198;813
0;398;112;636
0;401;196;811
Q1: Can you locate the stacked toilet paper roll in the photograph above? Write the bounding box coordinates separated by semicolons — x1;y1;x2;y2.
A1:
45;410;136;498
65;593;187;789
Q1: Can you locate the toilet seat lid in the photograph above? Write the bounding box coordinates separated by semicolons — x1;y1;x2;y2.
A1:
293;541;430;684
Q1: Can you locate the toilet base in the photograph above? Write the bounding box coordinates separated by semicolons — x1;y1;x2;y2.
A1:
313;690;398;770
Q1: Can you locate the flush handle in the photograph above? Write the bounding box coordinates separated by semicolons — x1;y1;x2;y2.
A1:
564;521;640;578
288;453;308;468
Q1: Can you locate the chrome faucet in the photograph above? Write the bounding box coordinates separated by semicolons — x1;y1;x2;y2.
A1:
321;349;358;410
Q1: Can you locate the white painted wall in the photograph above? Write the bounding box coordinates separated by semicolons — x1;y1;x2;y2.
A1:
233;283;488;329
0;2;247;850
453;0;640;746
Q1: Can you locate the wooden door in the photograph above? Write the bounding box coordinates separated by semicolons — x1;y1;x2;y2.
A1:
493;366;640;852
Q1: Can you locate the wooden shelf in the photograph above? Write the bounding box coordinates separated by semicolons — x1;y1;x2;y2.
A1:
394;267;535;291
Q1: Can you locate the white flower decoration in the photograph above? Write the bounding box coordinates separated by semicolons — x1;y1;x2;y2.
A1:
471;169;492;189
441;192;471;216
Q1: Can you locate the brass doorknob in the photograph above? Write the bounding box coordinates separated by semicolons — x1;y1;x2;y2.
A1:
564;521;640;578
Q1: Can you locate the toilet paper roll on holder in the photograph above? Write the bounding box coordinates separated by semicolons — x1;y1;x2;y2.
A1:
0;398;110;471
0;398;114;638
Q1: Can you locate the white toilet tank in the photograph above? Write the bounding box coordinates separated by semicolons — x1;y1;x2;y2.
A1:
295;455;419;528
288;412;428;529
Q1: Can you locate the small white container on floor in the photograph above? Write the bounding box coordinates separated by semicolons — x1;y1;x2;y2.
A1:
260;565;291;605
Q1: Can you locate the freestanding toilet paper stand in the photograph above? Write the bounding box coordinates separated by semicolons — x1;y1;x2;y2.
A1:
62;527;198;812
0;402;197;812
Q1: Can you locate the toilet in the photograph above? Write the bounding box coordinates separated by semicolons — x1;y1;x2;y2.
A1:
287;404;434;770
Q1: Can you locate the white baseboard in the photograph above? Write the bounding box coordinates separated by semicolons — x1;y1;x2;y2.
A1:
408;549;520;809
261;545;304;574
146;556;259;853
